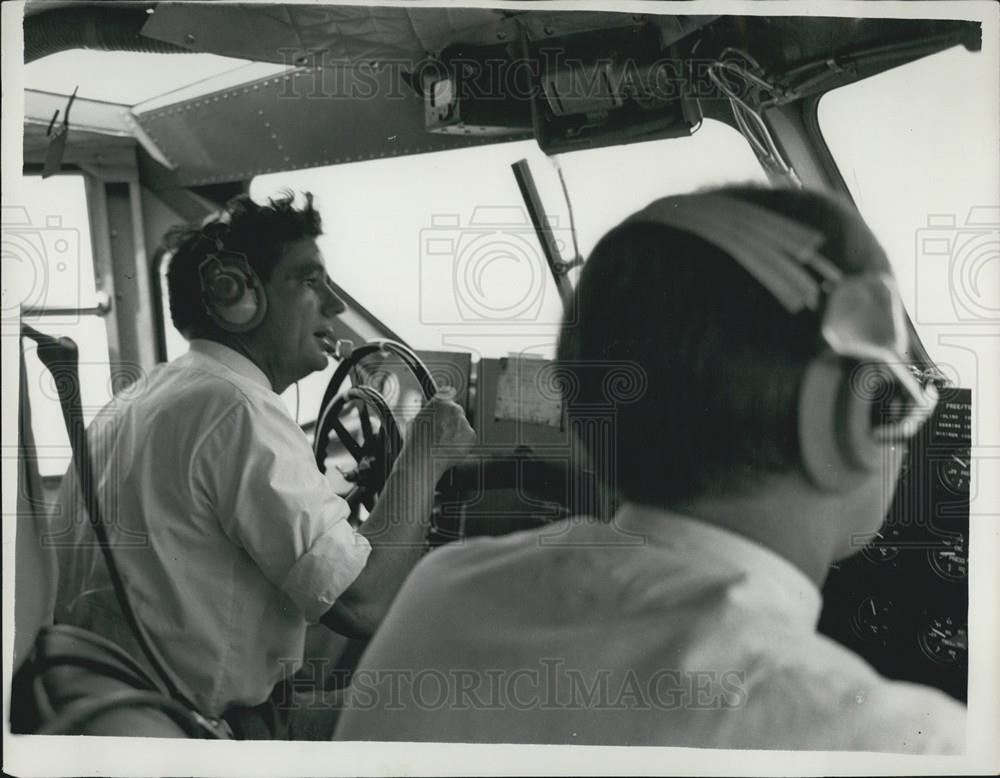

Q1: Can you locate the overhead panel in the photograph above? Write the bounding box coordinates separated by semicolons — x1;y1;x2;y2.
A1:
22;90;136;170
140;3;510;64
23;122;136;170
131;4;713;186
131;65;532;187
139;4;669;65
29;5;979;188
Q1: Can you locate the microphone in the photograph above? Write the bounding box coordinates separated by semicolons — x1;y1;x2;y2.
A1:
334;338;354;360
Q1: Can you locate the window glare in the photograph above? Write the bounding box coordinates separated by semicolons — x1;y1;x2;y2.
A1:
23;50;288;107
818;46;1000;386
7;174;112;476
4;175;98;308
251;119;766;362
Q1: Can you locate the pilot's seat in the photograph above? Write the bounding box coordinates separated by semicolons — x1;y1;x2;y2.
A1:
12;330;193;737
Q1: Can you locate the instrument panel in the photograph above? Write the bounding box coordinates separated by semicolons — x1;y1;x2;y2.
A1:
818;388;971;701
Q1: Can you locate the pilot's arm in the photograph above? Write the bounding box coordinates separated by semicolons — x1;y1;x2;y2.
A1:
321;394;475;638
197;390;472;639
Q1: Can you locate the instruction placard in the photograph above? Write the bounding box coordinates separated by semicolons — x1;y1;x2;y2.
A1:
493;355;563;428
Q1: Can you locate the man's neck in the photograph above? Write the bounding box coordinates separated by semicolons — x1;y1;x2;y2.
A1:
671;482;846;588
196;333;286;393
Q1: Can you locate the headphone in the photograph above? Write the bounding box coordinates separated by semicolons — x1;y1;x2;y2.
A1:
198;229;268;333
622;193;940;492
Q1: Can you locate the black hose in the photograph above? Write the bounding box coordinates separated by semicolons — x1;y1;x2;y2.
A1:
25;6;189;63
37;690;224;737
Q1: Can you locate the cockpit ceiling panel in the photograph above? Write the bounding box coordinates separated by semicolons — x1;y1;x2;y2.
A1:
132;66;531;187
140;4;709;66
23;121;136;170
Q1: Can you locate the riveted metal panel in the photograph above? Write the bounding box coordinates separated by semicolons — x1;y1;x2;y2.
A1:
132;66;531;186
140;4;708;65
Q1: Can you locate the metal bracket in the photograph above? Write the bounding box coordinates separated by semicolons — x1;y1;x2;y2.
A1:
42;86;78;179
510;159;577;310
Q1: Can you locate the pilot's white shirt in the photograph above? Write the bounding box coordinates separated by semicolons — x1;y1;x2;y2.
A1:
50;339;370;716
335;504;965;752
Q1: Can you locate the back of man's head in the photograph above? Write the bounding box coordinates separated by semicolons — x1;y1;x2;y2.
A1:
165;191;322;339
556;185;893;509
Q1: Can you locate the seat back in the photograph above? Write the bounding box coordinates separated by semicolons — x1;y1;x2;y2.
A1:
13;624;190;737
13;347;58;672
11;331;216;738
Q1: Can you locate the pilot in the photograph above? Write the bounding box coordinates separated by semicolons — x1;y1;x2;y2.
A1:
47;191;474;739
333;185;966;751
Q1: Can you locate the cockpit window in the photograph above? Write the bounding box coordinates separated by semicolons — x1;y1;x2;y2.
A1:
818;46;998;387
24;50;289;106
251;118;767;361
11;175;111;477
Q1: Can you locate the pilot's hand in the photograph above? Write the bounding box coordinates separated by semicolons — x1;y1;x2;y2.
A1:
403;390;476;479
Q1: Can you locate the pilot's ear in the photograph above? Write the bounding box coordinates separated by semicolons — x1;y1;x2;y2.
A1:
797;352;885;492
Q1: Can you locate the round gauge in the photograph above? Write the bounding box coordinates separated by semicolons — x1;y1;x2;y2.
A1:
918;615;967;667
928;533;968;580
850;596;897;643
938;450;971;492
862;524;904;566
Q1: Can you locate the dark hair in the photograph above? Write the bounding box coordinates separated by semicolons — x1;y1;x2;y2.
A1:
556;184;891;507
165;191;322;337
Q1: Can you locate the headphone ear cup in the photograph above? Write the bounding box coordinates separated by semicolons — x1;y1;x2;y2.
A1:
838;361;888;473
200;254;268;333
798;352;882;492
207;271;245;306
213;286;261;329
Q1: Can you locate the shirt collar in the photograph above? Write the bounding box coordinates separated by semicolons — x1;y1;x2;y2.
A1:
188;339;272;391
614;502;823;628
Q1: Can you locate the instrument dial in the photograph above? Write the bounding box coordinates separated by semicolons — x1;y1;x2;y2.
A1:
851;596;897;643
938;450;970;492
927;533;968;580
862;524;904;567
918;615;967;667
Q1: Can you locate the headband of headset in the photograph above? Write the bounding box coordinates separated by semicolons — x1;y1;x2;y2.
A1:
621;193;938;442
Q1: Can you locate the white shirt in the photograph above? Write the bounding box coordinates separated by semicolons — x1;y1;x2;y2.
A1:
50;340;371;716
335;505;965;752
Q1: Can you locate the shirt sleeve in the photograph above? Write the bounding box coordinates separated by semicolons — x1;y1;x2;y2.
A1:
192;395;371;623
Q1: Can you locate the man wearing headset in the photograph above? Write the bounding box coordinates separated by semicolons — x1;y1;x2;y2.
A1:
48;191;475;739
333;185;966;751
